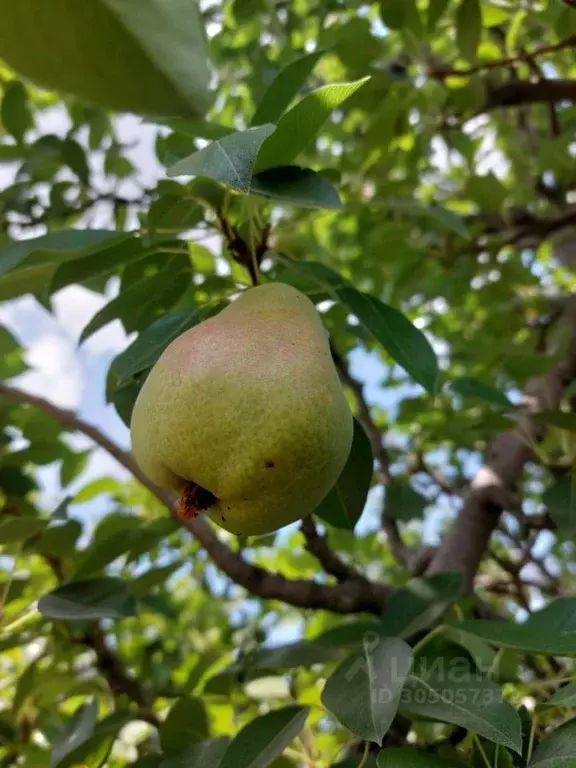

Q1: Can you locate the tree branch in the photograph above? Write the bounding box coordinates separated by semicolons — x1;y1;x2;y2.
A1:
484;79;576;111
300;516;369;583
426;297;576;589
0;383;391;615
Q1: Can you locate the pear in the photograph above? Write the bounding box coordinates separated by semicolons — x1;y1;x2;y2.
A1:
130;282;353;535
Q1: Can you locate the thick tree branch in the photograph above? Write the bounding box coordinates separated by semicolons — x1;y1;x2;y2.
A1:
426;297;576;588
484;79;576;111
0;383;391;615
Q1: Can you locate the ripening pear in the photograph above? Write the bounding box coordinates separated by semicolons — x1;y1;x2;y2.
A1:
130;283;353;536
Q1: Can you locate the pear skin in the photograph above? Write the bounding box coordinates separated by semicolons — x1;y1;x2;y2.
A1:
130;282;353;535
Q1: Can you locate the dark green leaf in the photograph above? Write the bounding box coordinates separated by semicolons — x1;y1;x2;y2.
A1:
38;578;137;621
543;475;576;531
51;235;147;293
56;711;132;768
451;377;513;409
427;0;451;30
377;749;468;767
1;81;32;142
79;267;191;343
251;166;341;209
528;718;576;767
51;699;98;768
0;516;47;544
321;636;413;744
456;0;482;61
381;573;464;638
277;262;439;393
255;79;370;172
386;200;470;240
0;325;27;378
167;124;276;192
147;195;203;232
161;738;230;768
339;287;439;394
34;520;82;557
385;481;427;522
159;118;235;141
0;229;124;279
546;683;576;708
62;137;90;185
131;562;183;598
535;410;576;432
379;0;422;36
0;1;212;118
402;656;522;754
252;51;324;126
314;419;373;529
454;618;576;656
219;706;309;768
160;697;210;753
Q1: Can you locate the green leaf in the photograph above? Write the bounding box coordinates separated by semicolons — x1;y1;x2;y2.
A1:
277;262;439;393
543;475;576;531
252;51;324;126
72;529;142;580
385;481;427;521
255;78;370;172
167;124;276;193
1;81;32;143
314;419;373;529
402;657;522;754
546;683;576;708
131;561;183;598
61;137;90;185
381;573;464;638
160;118;235;141
0;516;47;544
56;711;132;768
79;267;191;343
147;195;203;232
528;718;576;767
427;0;451;30
50;235;148;293
321;636;413;744
34;520;82;557
0;229;124;279
251;166;341;209
379;0;422;36
112;307;214;383
451;377;513;409
535;410;576;432
339;287;439;394
219;706;309;768
0;325;27;379
51;699;99;768
60;449;90;488
377;749;468;767
160;697;210;753
456;0;482;61
386;200;470;240
38;577;137;620
0;0;212;118
454;618;576;656
74;477;121;504
161;738;230;768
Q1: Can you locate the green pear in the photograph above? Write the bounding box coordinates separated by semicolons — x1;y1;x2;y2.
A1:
130;282;353;535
